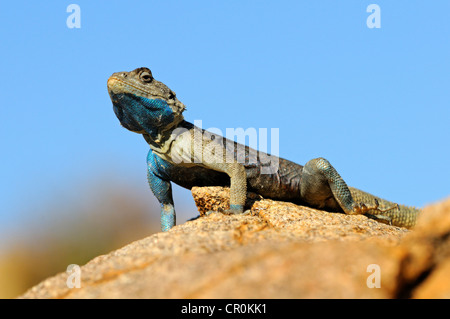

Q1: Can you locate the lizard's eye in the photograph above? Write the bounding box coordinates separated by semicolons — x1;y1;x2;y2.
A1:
169;92;176;100
140;71;153;83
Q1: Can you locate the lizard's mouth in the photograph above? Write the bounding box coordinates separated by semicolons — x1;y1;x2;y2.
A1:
107;76;186;115
107;76;154;98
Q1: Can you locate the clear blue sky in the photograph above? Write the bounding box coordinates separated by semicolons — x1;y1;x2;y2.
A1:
1;1;449;244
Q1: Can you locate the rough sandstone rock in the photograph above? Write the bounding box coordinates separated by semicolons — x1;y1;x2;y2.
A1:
19;187;450;298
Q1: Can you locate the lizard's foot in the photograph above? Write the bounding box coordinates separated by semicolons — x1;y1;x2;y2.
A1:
365;213;392;225
226;204;245;214
221;210;251;215
242;209;252;216
352;198;399;215
206;204;245;216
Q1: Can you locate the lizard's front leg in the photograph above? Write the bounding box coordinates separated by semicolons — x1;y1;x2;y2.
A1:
207;162;247;213
196;131;247;214
147;150;176;231
228;163;247;213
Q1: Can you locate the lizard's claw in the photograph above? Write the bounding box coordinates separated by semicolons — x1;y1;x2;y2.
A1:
365;213;393;225
376;202;399;213
352;199;399;215
351;199;399;226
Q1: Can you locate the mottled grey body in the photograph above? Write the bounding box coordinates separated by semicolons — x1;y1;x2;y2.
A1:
108;67;421;230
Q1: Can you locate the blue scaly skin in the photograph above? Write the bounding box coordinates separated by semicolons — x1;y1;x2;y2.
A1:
107;67;421;231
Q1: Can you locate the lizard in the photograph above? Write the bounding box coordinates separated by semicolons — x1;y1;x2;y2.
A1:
107;67;421;232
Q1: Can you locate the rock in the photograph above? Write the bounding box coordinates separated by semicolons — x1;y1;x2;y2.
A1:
19;187;450;299
192;187;409;244
397;198;450;298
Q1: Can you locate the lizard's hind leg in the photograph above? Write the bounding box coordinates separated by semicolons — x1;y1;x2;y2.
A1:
300;157;385;216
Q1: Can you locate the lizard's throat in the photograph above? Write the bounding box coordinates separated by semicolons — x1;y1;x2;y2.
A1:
147;113;184;146
111;91;184;135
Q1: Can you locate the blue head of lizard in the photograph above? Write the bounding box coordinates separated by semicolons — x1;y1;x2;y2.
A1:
107;67;185;139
